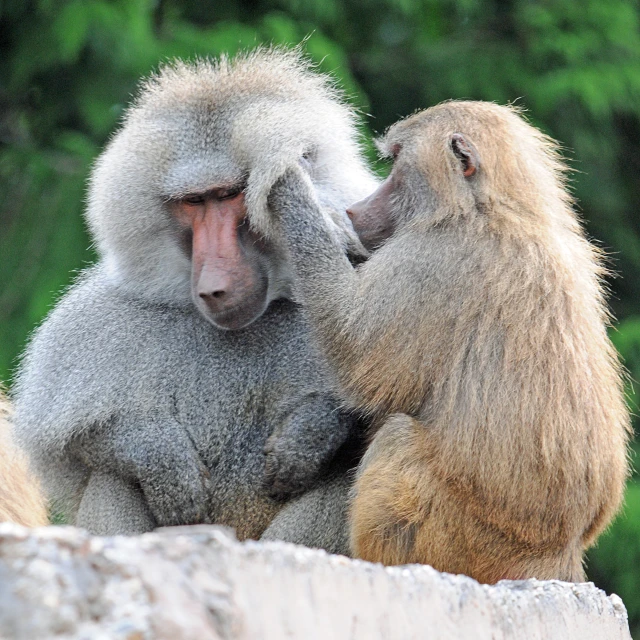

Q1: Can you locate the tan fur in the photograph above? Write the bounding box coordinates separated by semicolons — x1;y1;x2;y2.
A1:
337;102;630;583
270;99;630;581
270;102;629;583
0;393;47;527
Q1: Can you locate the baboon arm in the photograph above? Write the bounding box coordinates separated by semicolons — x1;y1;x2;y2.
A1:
269;166;359;328
264;392;357;498
271;167;393;408
68;415;213;528
269;167;445;413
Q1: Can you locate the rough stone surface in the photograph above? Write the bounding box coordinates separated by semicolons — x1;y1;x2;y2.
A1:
0;523;631;640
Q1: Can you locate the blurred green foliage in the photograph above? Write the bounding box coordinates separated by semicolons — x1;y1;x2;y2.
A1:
588;482;640;638
2;0;640;632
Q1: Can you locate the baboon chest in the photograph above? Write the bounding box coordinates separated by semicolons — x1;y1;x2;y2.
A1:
163;302;330;532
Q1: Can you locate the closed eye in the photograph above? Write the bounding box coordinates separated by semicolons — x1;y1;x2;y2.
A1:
217;187;242;201
182;193;206;206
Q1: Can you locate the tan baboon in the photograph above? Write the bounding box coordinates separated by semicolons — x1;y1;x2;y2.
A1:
0;392;47;527
267;100;631;583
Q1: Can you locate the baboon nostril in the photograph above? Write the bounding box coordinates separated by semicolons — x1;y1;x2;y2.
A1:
346;208;354;219
199;290;226;300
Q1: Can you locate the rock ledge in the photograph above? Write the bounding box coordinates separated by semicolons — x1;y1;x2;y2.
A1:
0;523;631;639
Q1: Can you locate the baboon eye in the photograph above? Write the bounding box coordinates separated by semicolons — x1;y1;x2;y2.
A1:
391;144;402;160
182;194;206;206
217;187;242;201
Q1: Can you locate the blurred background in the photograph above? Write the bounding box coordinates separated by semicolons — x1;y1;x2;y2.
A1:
1;0;640;632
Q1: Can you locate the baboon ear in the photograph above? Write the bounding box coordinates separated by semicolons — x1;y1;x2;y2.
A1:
450;133;480;178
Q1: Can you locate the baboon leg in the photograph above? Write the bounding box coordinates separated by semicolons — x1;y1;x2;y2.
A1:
351;415;586;583
76;471;156;536
500;543;585;583
261;472;352;556
350;414;467;570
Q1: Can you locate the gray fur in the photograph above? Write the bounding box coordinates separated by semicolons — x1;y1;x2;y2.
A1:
13;49;377;550
262;469;353;555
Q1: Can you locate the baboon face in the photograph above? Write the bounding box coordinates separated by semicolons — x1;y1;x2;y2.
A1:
347;171;398;251
87;52;377;326
170;186;279;331
348;126;480;249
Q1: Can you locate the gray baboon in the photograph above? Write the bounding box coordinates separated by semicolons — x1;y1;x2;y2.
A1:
0;392;47;527
267;101;630;582
13;49;377;551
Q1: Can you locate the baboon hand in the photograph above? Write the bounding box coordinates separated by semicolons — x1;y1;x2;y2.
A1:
263;394;353;500
139;452;214;528
70;416;214;527
267;164;318;219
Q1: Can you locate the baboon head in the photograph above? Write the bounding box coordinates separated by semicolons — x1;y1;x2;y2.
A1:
348;101;572;250
86;48;377;329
